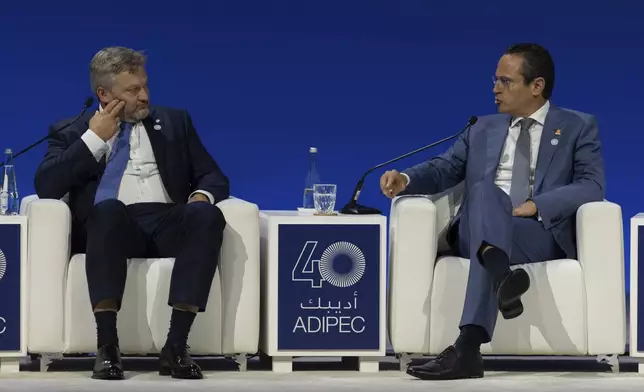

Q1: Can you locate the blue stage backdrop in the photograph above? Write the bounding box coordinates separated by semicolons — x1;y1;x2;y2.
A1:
1;1;642;292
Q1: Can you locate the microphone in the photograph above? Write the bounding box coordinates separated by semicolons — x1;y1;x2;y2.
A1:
339;115;478;215
0;97;94;167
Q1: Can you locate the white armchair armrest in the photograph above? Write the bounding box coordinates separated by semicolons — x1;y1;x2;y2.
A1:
215;197;260;354
387;183;463;353
387;195;438;353
21;195;72;353
576;201;626;354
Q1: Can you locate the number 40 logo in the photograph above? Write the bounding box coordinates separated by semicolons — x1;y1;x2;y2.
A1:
291;241;366;289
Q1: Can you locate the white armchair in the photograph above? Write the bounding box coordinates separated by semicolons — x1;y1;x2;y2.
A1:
387;184;626;367
19;194;260;370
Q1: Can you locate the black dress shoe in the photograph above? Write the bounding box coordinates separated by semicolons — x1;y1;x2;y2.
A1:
495;268;530;319
159;344;203;379
92;344;124;380
406;345;483;380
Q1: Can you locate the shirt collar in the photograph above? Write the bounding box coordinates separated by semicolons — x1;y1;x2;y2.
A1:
510;100;550;128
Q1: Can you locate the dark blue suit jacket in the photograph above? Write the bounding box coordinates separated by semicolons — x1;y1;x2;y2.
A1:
402;105;605;259
34;105;229;252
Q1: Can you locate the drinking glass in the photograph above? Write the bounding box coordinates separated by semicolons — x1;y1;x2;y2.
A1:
313;184;337;214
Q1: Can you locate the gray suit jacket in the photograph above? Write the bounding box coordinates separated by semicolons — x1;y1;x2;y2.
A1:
401;105;605;259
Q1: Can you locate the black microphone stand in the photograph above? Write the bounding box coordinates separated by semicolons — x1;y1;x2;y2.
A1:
340;116;478;215
0;97;94;168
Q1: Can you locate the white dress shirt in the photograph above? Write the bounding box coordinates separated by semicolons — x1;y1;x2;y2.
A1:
81;108;214;205
493;100;549;197
402;101;550;201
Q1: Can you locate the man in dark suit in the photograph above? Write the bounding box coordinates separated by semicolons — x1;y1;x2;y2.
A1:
380;43;605;380
34;46;229;380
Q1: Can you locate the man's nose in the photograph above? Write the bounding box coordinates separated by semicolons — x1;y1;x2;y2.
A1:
138;88;149;102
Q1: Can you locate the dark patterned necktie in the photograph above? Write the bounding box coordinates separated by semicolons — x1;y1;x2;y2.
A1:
509;118;535;207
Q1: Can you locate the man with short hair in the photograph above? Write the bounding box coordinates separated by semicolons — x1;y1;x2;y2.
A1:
35;46;229;380
380;43;605;380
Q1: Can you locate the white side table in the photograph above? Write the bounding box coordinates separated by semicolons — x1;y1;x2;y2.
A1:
259;210;386;373
630;213;644;372
0;215;27;373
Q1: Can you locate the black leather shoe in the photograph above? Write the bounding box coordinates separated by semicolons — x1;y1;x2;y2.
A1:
159;344;203;379
495;268;530;319
92;344;124;380
406;345;483;380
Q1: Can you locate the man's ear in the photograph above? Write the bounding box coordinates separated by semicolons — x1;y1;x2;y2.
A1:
96;87;112;106
532;77;545;97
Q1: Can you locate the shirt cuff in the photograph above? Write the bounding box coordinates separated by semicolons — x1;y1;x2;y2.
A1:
401;172;410;186
81;129;109;161
189;190;215;204
528;198;542;221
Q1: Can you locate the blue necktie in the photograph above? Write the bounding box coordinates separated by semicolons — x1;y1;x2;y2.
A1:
94;122;133;205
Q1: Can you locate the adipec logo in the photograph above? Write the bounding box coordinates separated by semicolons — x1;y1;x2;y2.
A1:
0;249;6;281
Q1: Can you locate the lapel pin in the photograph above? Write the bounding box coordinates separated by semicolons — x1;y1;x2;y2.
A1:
551;139;559;146
554;129;561;136
155;119;161;123
154;124;162;131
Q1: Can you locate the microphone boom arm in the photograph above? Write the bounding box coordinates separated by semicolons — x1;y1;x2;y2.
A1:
0;98;94;167
340;116;477;215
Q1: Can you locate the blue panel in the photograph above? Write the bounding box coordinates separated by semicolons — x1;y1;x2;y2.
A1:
637;226;644;352
0;224;21;352
277;224;380;350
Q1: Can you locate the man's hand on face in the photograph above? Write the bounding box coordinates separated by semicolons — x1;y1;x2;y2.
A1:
89;100;126;141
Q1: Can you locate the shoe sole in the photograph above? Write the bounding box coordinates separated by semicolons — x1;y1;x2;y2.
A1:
406;367;483;380
500;298;524;319
91;373;124;380
497;269;530;319
159;366;203;379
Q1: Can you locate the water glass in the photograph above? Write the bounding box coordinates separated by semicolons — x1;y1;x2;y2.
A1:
313;184;337;215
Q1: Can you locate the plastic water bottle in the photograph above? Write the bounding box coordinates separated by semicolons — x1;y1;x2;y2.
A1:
302;147;320;209
0;148;19;215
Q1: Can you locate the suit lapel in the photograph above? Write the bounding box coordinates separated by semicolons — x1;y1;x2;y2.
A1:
485;115;511;178
533;106;565;192
142;108;170;186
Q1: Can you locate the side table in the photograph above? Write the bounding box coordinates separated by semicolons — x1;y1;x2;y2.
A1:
0;215;27;373
259;210;386;372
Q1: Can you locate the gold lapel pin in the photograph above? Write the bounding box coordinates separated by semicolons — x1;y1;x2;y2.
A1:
554;129;561;136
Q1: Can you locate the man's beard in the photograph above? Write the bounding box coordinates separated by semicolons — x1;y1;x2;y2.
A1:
126;106;149;122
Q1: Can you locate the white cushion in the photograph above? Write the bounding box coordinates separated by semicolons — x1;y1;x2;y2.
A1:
387;194;626;357
429;257;586;355
63;256;225;355
22;195;260;356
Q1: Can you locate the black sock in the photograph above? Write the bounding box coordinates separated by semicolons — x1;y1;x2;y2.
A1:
95;311;118;349
454;324;488;354
166;309;197;350
479;246;511;280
